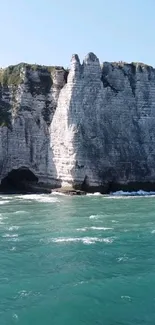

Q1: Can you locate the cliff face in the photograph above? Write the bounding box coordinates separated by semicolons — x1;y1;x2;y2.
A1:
0;64;67;188
1;54;155;192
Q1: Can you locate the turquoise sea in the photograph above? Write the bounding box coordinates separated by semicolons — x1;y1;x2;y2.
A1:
0;192;155;325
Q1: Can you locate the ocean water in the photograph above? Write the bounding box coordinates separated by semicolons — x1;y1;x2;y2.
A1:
0;193;155;324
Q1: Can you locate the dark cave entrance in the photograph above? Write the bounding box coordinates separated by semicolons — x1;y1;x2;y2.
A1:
0;168;38;194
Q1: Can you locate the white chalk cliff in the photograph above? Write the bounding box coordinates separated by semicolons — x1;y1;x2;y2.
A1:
1;53;155;192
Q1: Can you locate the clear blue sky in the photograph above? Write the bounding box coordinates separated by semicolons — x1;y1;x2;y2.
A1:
1;0;155;67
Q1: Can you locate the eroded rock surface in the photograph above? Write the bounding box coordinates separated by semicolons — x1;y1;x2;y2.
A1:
1;54;155;192
0;64;67;189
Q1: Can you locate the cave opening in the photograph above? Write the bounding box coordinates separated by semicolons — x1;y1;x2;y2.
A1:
0;168;39;194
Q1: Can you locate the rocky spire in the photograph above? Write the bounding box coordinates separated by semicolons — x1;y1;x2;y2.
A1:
83;52;101;80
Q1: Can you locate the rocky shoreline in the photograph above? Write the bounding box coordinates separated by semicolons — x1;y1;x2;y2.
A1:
51;188;86;196
1;181;155;196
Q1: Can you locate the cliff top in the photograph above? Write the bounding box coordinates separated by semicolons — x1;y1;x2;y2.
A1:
0;63;67;86
0;53;154;87
70;52;154;70
108;61;153;68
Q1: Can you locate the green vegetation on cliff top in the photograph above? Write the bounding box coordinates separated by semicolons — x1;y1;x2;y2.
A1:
0;60;153;87
0;63;65;86
109;61;153;70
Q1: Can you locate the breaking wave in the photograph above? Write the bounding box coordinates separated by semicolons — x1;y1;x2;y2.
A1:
52;191;66;196
13;210;28;215
43;236;114;245
15;194;59;203
0;200;10;205
110;190;155;197
89;215;101;219
86;190;155;198
87;192;102;196
121;296;132;301
10;246;16;251
7;226;20;231
117;256;129;262
76;226;113;231
2;233;18;238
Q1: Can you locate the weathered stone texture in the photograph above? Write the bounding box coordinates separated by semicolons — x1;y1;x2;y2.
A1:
50;54;155;190
0;64;67;185
1;54;155;191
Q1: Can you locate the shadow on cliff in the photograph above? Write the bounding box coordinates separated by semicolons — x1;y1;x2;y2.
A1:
0;68;62;194
0;122;59;194
66;53;123;193
66;53;155;193
0;167;39;194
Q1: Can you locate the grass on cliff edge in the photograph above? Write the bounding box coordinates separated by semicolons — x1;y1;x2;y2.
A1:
0;63;66;86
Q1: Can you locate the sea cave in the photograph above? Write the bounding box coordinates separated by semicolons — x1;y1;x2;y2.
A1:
0;167;38;194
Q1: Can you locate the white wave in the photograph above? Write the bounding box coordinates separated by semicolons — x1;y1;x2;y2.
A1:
15;194;59;203
111;190;155;197
121;295;132;301
91;226;113;230
87;192;102;196
8;237;19;242
49;236;114;245
83;238;96;244
103;238;114;243
13;210;28;215
0;200;10;205
0;214;8;219
117;256;129;262
0;196;13;200
10;246;16;251
74;281;88;286
76;226;113;231
89;215;100;219
51;191;66;196
151;230;155;234
2;233;18;238
34;196;59;203
7;226;20;231
18;290;32;297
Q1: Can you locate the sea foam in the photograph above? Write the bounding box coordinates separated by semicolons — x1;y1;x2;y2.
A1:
52;191;66;196
111;190;155;197
45;236;114;245
76;226;113;231
7;226;20;231
15;194;59;203
87;192;102;196
89;215;101;219
0;200;10;205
